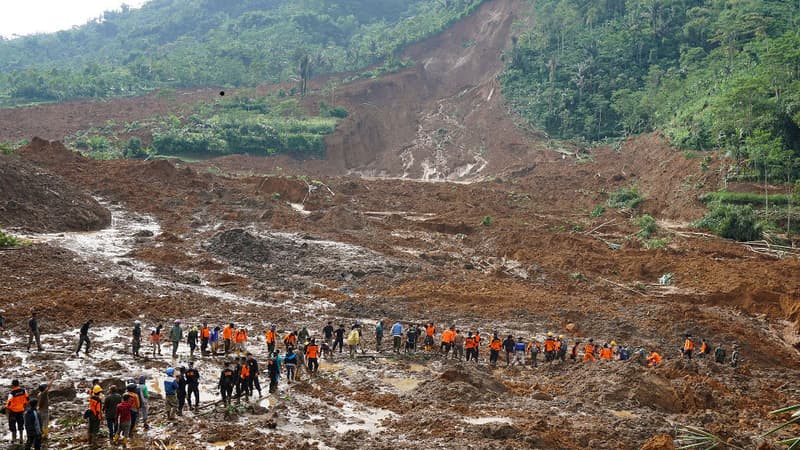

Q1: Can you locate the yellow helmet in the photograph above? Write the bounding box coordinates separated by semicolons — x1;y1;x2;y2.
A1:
92;386;103;394
558;335;564;339
547;332;553;337
610;340;617;346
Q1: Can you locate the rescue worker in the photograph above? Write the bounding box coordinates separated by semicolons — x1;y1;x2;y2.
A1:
102;386;122;441
163;368;178;419
218;363;235;406
557;335;568;362
440;326;455;355
222;323;234;355
246;353;262;397
464;333;477;362
169;320;183;358
305;338;320;375
234;327;248;356
683;334;694;359
87;385;103;446
488;333;502;367
346;326;360;358
473;331;482;361
647;351;663;366
6;380;28;444
237;358;251;401
423;322;436;352
391;321;403;353
543;332;557;362
528;338;539;368
124;383;140;435
28;312;43;352
284;349;298;383
267;354;280;393
599;344;614;361
714;344;726;364
265;325;277;354
75;319;93;356
284;331;298;352
570;341;581;361
176;367;187;415
583;339;596;362
200;323;211;356
24;398;42;450
132;320;142;358
150;325;162;357
511;337;526;367
699;339;709;358
502;334;515;366
185;362;201;410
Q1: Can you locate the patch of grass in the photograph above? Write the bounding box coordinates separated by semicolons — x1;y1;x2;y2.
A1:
0;230;21;247
590;205;606;218
700;191;790;206
694;203;764;241
607;186;644;209
480;216;493;227
644;238;669;249
636;214;657;239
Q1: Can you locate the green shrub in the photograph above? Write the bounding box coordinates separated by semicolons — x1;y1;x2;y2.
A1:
699;191;790;207
123;137;147;159
0;230;21;247
694;204;764;241
590;205;605;218
636;214;657;239
481;216;493;227
607;186;644;209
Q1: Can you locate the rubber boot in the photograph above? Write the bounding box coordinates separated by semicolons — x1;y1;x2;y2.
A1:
12;430;17;444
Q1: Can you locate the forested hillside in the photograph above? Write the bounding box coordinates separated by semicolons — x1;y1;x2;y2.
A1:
0;0;484;103
502;0;800;181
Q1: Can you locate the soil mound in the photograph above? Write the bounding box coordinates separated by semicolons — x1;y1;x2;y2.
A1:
411;366;506;402
207;229;272;264
0;155;111;232
16;137;88;169
256;177;308;203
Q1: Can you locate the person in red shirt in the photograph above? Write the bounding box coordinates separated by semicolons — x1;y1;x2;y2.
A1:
115;394;133;445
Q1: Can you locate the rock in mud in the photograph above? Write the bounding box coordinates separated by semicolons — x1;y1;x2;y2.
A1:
49;383;77;402
480;422;518;439
207;229;272;264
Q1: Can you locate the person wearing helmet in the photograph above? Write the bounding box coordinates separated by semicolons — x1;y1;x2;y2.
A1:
132;320;142;358
163;368;178;420
169;320;183;359
557;335;568;362
87;385;103;446
583;339;597;362
543;332;557;363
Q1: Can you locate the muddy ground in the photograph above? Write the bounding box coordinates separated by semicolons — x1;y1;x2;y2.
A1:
1;0;799;448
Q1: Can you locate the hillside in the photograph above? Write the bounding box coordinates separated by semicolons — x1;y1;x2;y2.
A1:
0;0;485;104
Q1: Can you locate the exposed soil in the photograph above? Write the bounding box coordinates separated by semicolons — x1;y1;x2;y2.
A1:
0;0;799;449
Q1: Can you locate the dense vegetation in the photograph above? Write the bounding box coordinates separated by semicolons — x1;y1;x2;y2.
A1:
0;0;484;104
67;92;343;159
502;0;800;182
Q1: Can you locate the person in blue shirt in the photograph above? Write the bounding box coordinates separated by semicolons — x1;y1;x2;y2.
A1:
375;321;384;351
283;350;297;384
511;337;527;367
391;322;403;353
163;368;178;420
209;326;221;355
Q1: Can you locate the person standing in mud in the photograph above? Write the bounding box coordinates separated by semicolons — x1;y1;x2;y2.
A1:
6;379;29;445
218;363;235;406
284;349;297;384
163;368;178;419
375;320;384;351
136;376;150;430
265;325;277;354
423;322;436;352
169;320;183;359
210;326;221;355
102;386;122;441
452;329;465;360
200;323;210;356
246;353;262;398
187;326;199;359
87;385;103;447
333;324;346;354
132;320;142;358
185;362;201;410
489;333;502;367
682;334;695;359
23;398;42;450
347;326;360;358
405;326;418;353
322;322;334;348
502;334;515;366
151;325;162;357
28;312;44;352
714;344;726;364
528;338;539;368
730;344;739;367
176;367;188;414
35;380;53;439
391;321;402;353
75;319;93;356
234;327;248;356
267;355;280;393
557;335;568;362
570;341;581;362
305;338;320;376
222;323;234;355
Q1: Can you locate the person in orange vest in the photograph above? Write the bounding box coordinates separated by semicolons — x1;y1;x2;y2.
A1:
488;333;502;367
222;323;234;355
423;323;436;352
464;333;477;362
699;339;709;358
440;326;455;356
6;380;28;444
237;357;252;401
87;385;103;446
583;339;596;362
473;331;482;361
305;338;320;376
200;323;211;356
543;332;557;362
683;334;695;359
599;344;614;361
234;327;248;355
284;331;298;352
647;351;663;366
265;325;277;354
150;325;162;357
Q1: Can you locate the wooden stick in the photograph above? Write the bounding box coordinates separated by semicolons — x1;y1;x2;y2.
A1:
584;219;616;235
597;277;646;297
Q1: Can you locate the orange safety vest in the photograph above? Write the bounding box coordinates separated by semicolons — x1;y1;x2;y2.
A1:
583;344;596;362
223;326;233;340
127;392;140;410
235;329;247;343
306;344;320;359
441;330;454;344
490;338;502;351
240;364;250;379
684;339;694;351
600;348;613;360
89;396;103;419
201;327;210;339
6;387;28;413
700;342;707;354
544;339;556;352
474;335;481;345
426;326;435;337
265;330;276;344
284;334;296;345
648;352;662;366
465;337;476;349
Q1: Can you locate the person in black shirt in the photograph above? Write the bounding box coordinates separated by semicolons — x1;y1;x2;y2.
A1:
185;362;200;411
218;363;235;406
322;322;334;346
333;324;345;353
28;312;43;352
75;320;93;356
